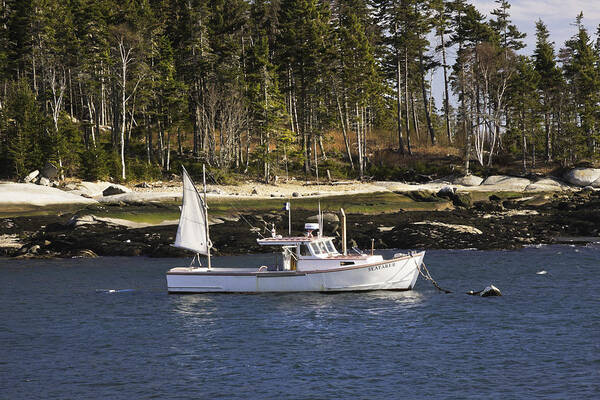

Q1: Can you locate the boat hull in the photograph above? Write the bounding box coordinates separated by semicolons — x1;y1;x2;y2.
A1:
166;252;424;293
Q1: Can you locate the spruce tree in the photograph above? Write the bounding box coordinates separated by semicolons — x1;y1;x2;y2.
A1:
563;14;600;158
533;19;562;161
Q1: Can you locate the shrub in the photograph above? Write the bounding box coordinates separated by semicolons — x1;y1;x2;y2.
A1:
80;147;109;181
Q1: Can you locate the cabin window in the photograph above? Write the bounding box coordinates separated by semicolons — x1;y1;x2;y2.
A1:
300;244;311;256
325;241;336;253
310;243;322;255
318;242;328;254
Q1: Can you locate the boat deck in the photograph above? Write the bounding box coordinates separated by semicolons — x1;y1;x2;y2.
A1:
167;267;303;276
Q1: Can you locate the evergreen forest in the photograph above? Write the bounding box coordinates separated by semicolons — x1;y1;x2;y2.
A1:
0;0;599;183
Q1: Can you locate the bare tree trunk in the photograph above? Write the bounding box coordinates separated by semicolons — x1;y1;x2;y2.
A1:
68;68;73;117
120;57;127;180
419;52;435;145
94;97;100;148
263;70;270;183
440;31;452;143
166;128;171;171
396;47;405;155
50;68;65;179
158;119;165;168
318;134;327;160
404;48;412;155
355;103;364;179
177;127;183;156
87;97;95;149
336;91;354;169
411;93;419;142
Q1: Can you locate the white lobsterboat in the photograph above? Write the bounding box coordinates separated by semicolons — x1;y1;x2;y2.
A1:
166;167;424;293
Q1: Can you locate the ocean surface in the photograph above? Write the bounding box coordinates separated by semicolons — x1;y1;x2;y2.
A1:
1;246;599;399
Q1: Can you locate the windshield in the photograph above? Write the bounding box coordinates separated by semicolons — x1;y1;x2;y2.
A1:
309;243;322;255
318;242;328;254
325;240;336;253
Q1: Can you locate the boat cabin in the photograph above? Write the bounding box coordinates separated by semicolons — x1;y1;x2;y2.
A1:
257;224;382;271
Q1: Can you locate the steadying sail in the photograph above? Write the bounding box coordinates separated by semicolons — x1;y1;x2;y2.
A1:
174;167;209;255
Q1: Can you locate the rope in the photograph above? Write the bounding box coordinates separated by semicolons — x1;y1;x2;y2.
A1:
416;260;453;294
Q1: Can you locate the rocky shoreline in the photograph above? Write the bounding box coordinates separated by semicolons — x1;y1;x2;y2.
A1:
2;187;600;259
4;168;600;259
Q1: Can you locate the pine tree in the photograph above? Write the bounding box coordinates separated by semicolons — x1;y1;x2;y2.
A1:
533;19;562;161
563;13;600;158
489;0;525;52
248;0;288;182
278;0;333;174
4;79;50;176
508;56;540;171
336;0;380;177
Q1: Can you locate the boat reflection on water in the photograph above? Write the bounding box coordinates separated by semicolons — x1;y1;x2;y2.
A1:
168;287;425;322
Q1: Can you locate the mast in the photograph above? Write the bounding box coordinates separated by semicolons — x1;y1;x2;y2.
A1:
203;164;211;269
287;201;291;236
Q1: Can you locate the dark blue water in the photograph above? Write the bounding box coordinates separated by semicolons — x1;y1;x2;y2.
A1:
1;246;599;399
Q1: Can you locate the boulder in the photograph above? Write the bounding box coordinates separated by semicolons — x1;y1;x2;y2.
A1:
590;177;600;188
525;177;568;192
437;185;456;198
563;168;600;187
292;192;300;197
480;285;502;297
307;212;340;223
251;188;258;195
68;214;98;227
412;221;482;234
454;174;483;186
68;181;115;197
102;184;131;196
0;183;97;207
77;249;98;258
481;175;531;190
24;170;40;183
452;192;472;208
41;162;59;179
405;190;439;202
467;284;502;297
38;177;51;186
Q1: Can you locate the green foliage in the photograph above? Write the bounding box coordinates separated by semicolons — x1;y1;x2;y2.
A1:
2;79;50;177
80;146;109;181
1;0;600;183
368;161;453;181
55;114;83;177
128;158;162;181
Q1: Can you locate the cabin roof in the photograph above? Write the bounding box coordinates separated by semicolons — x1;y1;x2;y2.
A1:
257;236;335;246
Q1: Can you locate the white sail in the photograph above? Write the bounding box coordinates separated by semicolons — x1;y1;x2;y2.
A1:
174;168;209;255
